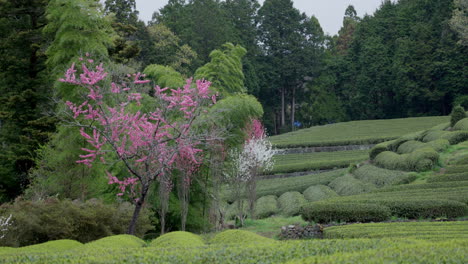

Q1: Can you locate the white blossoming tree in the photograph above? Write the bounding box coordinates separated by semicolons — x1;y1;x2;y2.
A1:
225;119;276;225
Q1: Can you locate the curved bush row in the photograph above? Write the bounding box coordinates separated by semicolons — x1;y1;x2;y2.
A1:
422;130;468;145
278;192;307;217
328;175;376;196
397;139;449;154
303;185;337;202
301;202;391;223
352;165;415;187
374;147;439;172
85;234;145;249
453;118;468;131
255;195;279;219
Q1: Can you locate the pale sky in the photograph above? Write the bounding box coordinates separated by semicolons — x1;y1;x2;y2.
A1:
135;0;384;36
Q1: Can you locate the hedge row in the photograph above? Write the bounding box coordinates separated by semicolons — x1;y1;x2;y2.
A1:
427;173;468;183
352;165;415;187
271;150;369;174
374;147;439;172
301;202;391;223
445;165;468;174
323;221;468;240
301;199;467;223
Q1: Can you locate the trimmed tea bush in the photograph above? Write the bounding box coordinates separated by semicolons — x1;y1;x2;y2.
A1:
397;139;449;154
328;175;375;196
85;235;145;249
150;231;205;248
303;185;337;202
369;140;395;160
210;230;275;244
255;195;279;219
278;192;307;217
374;147;439;172
352;165;415;187
422;130;468;145
11;240;82;253
301;202;391;223
453;118;468;131
450;105;466;127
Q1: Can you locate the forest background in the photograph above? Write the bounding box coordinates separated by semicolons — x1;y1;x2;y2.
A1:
0;0;466;237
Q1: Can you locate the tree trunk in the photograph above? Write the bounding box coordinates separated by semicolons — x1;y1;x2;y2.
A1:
247;167;258;220
281;87;285;127
291;86;296;131
128;184;149;235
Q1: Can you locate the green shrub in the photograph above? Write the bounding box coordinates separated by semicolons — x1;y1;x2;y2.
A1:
254;195;279;219
278;192;307;217
453;118;468;131
0;198;152;247
301;202;391;223
210;230;275;244
376;199;467;219
328;175;375;196
445;165;468;174
303;185;338;202
85;235;145;248
352;165;415;187
427;173;468;183
450;105;466;127
150;231;205;248
422;130;468;145
374;181;468;192
323;221;468;240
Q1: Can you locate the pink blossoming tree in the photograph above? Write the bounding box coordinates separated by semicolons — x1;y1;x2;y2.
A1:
60;55;216;234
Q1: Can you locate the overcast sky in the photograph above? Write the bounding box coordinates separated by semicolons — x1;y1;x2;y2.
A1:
134;0;384;36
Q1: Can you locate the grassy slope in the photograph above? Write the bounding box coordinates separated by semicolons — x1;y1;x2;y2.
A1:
270;116;449;148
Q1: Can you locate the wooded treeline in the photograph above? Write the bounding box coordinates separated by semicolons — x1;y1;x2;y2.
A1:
0;0;466;230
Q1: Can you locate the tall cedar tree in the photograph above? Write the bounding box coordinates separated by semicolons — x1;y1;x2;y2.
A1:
0;0;53;201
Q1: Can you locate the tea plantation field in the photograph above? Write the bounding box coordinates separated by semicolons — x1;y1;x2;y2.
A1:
1;229;466;263
270;116;449;148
